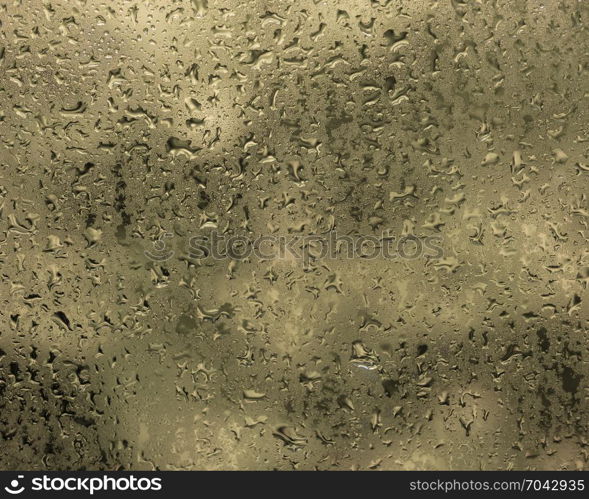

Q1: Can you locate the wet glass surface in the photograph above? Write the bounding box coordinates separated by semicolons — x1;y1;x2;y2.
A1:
0;0;588;470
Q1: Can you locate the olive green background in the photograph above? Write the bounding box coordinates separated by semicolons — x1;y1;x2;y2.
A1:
0;0;588;470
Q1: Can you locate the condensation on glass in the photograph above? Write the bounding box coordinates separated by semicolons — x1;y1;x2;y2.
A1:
0;0;587;471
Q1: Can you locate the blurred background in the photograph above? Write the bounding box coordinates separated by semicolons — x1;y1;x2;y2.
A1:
0;0;588;470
